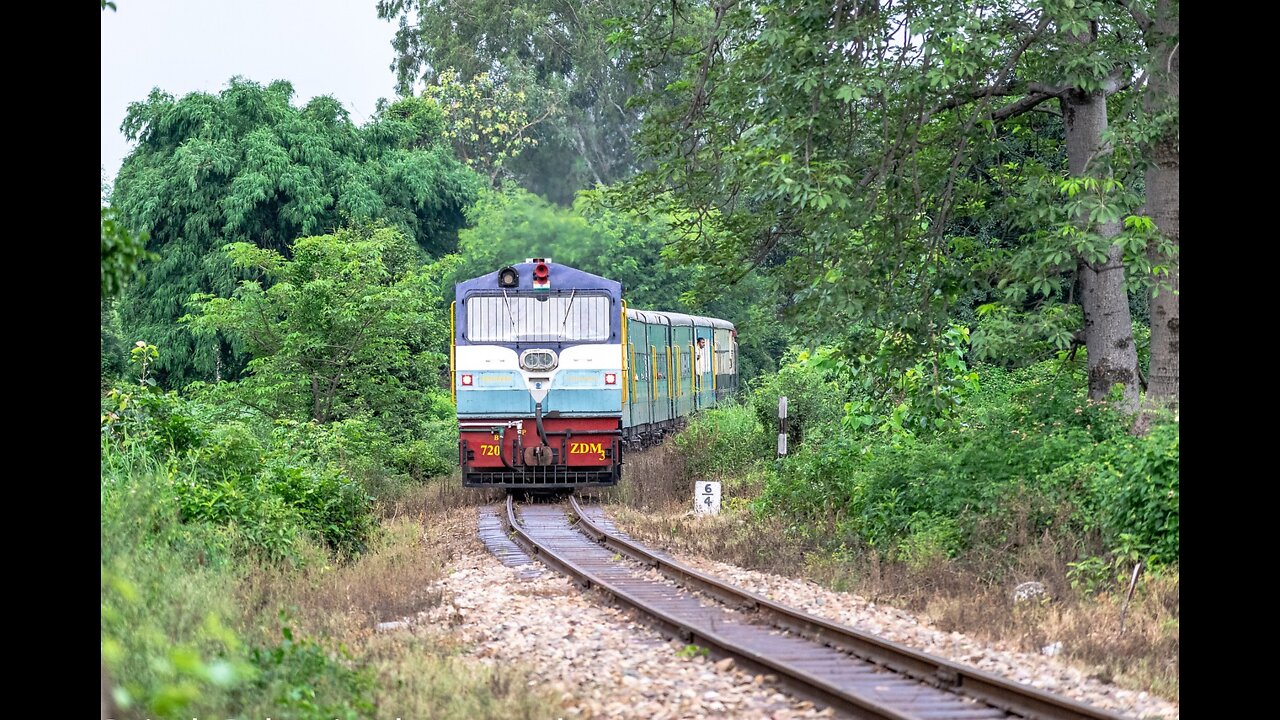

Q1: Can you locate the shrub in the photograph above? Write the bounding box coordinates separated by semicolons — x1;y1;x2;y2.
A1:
753;359;1172;565
1093;420;1180;567
240;624;376;720
750;351;851;448
672;403;766;477
103;387;377;561
394;417;460;482
101;455;253;717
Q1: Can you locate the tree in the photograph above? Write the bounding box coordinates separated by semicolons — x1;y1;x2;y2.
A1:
101;206;151;298
422;69;546;186
377;0;675;202
1132;0;1178;405
187;226;450;425
613;0;1173;412
113;79;482;387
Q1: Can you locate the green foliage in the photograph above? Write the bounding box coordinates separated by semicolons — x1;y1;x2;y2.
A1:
102;453;378;719
675;644;710;660
749;348;852;447
101;205;154;297
878;325;982;435
1065;555;1114;595
243;623;376;720
423;69;541;185
609;0;1170;395
672;403;765;477
113;78;481;387
378;0;660;202
895;516;965;571
187;225;451;427
101;300;129;384
258;421;379;553
969;172;1169;366
394;415;462;482
752;326;979;447
102;384;205;458
101;453;252;717
1092;420;1179;567
754;359;1174;564
102;379;376;560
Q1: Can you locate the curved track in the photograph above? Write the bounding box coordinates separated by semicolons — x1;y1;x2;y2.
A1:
501;495;1127;720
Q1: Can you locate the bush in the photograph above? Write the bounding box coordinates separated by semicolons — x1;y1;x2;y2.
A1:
103;387;377;561
101;455;253;717
260;420;379;554
750;351;851;448
672;403;766;477
395;417;460;482
102;386;207;457
240;624;376;720
1093;420;1180;567
754;359;1172;565
102;451;383;719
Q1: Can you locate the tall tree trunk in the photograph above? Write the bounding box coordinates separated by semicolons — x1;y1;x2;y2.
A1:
1144;0;1180;406
102;662;115;720
1063;89;1141;412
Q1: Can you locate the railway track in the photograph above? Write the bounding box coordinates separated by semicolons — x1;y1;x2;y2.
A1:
500;495;1128;720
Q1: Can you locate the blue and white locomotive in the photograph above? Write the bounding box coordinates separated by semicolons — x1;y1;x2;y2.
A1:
452;259;739;488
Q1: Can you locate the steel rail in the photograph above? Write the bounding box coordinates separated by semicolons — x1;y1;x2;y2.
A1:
567;495;1126;720
503;496;921;720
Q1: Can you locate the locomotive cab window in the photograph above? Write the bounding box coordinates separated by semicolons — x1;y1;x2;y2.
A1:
466;292;612;343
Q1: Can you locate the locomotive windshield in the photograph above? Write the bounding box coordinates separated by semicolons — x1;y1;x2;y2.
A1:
466;291;612;343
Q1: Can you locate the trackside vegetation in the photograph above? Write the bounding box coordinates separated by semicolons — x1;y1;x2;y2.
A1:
606;352;1178;696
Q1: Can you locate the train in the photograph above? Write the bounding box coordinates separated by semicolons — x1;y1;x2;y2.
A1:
452;259;739;489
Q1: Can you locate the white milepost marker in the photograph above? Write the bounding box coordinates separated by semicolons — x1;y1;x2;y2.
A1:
694;481;721;515
777;395;788;457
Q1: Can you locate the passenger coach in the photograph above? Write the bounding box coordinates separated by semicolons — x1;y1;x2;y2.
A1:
453;259;738;489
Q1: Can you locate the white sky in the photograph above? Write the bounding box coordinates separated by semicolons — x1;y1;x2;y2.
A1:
101;0;402;186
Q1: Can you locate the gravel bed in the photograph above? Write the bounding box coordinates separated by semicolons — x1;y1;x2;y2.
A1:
400;508;840;719
640;537;1179;720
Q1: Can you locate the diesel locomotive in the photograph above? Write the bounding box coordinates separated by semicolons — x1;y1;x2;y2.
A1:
452;259;738;489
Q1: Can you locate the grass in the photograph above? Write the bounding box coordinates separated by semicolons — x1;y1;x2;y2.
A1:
600;440;768;513
377;470;505;521
604;445;1180;702
102;457;556;719
232;485;555;719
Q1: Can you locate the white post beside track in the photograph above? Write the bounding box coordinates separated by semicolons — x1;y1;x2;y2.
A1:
777;395;788;457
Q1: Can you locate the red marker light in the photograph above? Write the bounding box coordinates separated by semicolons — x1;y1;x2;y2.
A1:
604;373;617;385
461;374;473;386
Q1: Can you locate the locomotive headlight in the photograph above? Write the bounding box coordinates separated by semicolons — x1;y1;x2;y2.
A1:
604;373;617;385
520;349;558;371
497;266;519;288
461;374;473;386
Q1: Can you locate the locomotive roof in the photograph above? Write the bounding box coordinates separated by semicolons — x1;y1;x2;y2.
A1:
455;261;621;298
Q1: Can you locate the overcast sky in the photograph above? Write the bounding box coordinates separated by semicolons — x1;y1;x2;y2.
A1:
101;0;402;186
